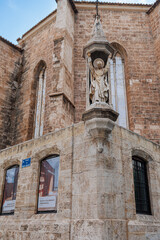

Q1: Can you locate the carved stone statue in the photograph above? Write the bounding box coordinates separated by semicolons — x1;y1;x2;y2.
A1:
88;54;109;104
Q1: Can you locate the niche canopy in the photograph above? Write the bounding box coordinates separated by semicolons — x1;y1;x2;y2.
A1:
83;15;115;63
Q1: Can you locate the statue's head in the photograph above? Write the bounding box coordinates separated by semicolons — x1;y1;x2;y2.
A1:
93;58;104;69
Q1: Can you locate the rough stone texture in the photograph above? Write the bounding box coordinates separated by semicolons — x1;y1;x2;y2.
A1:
0;2;159;148
148;2;160;143
17;16;60;143
0;1;160;239
13;0;75;145
0;122;159;239
0;39;22;149
74;3;160;143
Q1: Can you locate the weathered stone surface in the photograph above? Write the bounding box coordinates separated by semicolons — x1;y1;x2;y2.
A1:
0;121;159;239
82;103;119;122
0;0;160;239
0;1;159;147
74;2;160;144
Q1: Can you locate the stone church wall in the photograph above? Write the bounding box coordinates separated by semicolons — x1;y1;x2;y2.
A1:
0;38;22;149
0;122;159;239
16;0;75;145
17;16;60;143
148;3;160;144
74;3;160;143
0;2;159;149
0;1;160;239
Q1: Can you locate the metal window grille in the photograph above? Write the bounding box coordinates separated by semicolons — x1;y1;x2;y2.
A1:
132;156;151;215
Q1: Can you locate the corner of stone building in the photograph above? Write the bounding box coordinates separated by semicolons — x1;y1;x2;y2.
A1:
0;42;25;150
146;1;160;144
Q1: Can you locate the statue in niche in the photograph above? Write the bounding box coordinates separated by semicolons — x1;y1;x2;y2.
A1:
88;53;110;104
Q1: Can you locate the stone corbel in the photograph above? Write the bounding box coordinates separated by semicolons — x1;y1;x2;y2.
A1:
82;103;119;153
85;117;116;153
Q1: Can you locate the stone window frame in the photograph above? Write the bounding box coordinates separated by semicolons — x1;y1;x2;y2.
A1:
34;61;47;138
31;146;61;215
29;60;47;140
0;161;20;216
37;154;60;214
131;148;154;216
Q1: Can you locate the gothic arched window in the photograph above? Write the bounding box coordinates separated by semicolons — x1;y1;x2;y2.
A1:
34;65;46;138
1;165;19;215
37;155;60;213
110;49;128;128
132;156;151;215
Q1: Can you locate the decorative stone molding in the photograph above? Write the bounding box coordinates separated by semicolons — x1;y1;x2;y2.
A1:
132;148;154;162
82;103;118;122
32;145;61;163
83;16;115;59
82;103;119;153
85;117;116;153
0;158;21;170
83;15;115;106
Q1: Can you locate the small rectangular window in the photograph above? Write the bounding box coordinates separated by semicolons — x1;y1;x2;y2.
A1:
132;156;151;215
37;155;60;213
1;165;19;215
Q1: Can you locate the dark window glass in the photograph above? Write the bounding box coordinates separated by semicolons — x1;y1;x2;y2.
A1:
132;156;151;215
37;155;60;213
1;165;19;215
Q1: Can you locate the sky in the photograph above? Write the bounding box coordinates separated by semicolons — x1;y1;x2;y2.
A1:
0;0;156;44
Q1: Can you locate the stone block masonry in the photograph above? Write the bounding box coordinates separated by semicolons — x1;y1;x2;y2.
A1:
74;2;160;144
0;122;159;239
0;1;160;239
0;37;22;150
148;2;160;143
0;2;159;149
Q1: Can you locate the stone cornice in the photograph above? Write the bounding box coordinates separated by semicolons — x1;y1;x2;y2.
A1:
17;1;153;45
75;1;151;12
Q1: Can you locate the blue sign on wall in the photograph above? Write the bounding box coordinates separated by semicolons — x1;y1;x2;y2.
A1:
22;158;31;168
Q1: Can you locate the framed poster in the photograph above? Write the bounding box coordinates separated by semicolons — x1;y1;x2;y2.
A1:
37;155;60;213
1;165;19;215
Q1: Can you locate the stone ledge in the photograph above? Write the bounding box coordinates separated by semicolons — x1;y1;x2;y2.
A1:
49;92;75;108
82;104;119;152
82;104;119;122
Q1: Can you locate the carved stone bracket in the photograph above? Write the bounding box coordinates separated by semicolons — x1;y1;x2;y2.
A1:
82;103;119;153
85;117;116;153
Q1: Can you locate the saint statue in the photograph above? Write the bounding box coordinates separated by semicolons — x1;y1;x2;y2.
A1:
88;53;110;104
